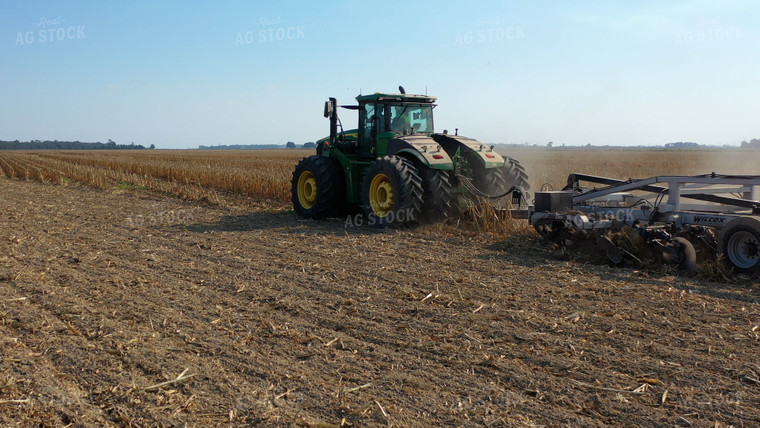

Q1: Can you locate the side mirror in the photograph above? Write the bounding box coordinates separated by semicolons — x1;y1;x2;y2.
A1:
323;101;333;118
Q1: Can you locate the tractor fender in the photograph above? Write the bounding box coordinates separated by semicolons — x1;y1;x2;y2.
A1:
431;134;504;169
387;136;453;170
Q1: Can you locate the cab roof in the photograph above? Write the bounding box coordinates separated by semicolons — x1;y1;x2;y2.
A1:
355;92;437;104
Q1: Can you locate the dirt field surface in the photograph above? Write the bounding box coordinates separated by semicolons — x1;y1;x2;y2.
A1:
2;178;760;427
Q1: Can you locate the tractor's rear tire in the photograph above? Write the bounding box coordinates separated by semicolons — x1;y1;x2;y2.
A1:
291;155;344;219
361;156;423;228
720;217;760;273
472;157;531;207
420;168;451;223
499;157;531;202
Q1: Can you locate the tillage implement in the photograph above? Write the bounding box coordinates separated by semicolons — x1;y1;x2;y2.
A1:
530;173;760;273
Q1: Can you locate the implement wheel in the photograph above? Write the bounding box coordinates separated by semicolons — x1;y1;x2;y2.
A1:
291;155;344;219
361;156;423;227
662;237;697;273
721;218;760;273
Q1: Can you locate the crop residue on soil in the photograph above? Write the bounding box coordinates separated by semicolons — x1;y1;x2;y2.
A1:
1;178;759;427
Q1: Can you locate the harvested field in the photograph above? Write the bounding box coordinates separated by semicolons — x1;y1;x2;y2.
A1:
2;148;759;206
0;150;311;208
1;149;760;427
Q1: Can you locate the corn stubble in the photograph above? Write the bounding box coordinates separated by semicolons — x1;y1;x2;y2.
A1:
0;150;308;206
1;148;758;236
458;197;532;238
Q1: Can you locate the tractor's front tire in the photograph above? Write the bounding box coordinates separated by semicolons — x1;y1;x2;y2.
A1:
361;156;423;227
291;155;344;219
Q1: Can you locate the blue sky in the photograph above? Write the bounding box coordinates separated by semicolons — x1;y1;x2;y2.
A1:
0;0;757;148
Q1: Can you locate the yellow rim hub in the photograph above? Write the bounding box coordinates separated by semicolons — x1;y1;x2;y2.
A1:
369;173;394;217
297;171;317;209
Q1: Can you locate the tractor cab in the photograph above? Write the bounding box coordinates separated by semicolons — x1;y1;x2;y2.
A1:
356;93;436;157
322;92;437;158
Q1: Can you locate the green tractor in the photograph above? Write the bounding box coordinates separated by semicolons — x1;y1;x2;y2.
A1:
291;87;529;226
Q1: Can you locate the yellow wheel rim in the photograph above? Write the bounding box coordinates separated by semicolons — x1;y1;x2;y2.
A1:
297;171;317;209
369;173;394;217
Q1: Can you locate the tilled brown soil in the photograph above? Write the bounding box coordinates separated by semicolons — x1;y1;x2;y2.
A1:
1;178;759;427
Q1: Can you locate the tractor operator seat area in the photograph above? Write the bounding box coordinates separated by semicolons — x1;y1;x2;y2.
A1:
361;102;435;138
390;104;434;135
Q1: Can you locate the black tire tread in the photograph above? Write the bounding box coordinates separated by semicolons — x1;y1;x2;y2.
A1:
420;168;451;223
291;155;344;219
470;156;530;207
361;156;423;227
500;156;531;194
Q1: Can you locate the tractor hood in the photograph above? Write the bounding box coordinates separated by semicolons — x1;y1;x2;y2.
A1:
387;135;453;170
431;134;505;169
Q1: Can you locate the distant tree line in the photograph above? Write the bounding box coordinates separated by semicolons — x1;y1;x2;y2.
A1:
502;140;758;150
664;142;700;149
200;142;316;150
287;141;317;149
199;144;284;149
0;139;153;150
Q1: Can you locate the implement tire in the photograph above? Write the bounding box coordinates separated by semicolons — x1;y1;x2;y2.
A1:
721;217;760;273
